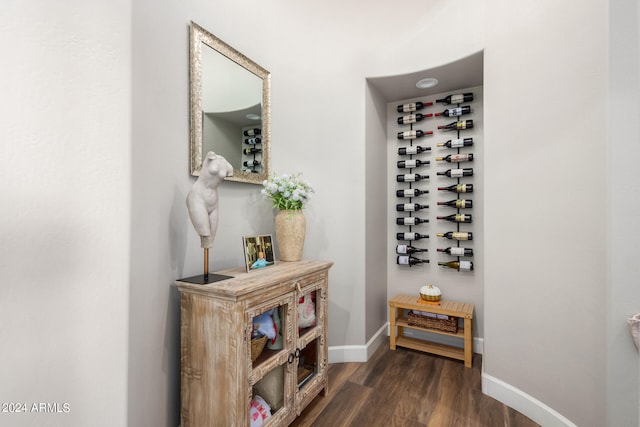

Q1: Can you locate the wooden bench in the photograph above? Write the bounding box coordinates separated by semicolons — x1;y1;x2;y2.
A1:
388;294;474;367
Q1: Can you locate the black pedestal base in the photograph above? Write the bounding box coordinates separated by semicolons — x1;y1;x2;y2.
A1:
178;273;233;285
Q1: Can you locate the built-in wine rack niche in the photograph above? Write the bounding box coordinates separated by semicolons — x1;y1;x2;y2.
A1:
395;91;479;272
241;125;263;173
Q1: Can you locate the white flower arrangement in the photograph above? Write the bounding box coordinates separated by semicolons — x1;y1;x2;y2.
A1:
261;173;314;211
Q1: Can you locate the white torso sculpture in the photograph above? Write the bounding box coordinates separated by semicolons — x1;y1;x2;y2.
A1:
186;151;234;248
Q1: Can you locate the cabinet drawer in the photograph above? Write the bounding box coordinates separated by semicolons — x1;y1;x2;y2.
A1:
288;271;326;294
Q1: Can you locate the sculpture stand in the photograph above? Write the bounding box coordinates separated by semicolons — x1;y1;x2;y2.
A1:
204;247;209;280
183;151;235;285
179;248;233;285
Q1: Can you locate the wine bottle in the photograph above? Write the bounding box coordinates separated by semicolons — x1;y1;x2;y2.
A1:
436;213;472;223
396;217;428;225
435;93;473;105
396;203;429;212
396;188;429;198
398;145;431;156
397;130;433;140
397;113;433;125
397;232;429;241
437;138;473;148
438;247;474;257
435;105;472;117
397;255;429;266
397;159;430;168
438;260;474;271
437;231;473;240
437;168;473;178
435;153;473;163
397;173;428;182
243;160;261;167
396;244;428;254
243;147;262;155
243;128;261;136
438;120;473;131
396;101;433;113
398;145;431;155
244;137;262;145
437;199;472;209
438;183;473;193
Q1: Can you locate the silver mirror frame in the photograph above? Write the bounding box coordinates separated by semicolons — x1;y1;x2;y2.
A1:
189;21;271;184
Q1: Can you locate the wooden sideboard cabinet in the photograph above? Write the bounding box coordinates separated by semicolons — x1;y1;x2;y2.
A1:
176;260;333;427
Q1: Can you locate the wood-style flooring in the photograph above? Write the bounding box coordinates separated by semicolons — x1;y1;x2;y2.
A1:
291;341;540;427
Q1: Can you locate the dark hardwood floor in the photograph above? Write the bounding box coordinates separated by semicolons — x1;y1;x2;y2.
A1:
292;341;540;427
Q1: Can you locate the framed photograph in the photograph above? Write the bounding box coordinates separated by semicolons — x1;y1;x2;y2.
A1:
242;234;276;272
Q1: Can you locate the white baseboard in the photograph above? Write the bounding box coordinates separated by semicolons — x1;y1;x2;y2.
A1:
474;336;484;354
481;371;577;427
328;323;387;363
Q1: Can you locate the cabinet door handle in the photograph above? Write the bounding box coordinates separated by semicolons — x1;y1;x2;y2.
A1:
287;348;302;364
295;282;302;294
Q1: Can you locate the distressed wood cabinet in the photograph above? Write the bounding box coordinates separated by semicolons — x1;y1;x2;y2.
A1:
176;260;332;427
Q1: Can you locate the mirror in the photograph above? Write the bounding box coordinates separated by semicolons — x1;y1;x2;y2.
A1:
189;21;271;184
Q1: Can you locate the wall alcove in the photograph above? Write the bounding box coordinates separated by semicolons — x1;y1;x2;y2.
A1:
363;50;484;355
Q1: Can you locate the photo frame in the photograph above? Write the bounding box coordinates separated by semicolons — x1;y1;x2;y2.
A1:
242;234;276;272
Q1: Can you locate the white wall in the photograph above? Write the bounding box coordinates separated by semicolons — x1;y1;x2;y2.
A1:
483;0;609;426
0;1;130;426
365;83;389;344
607;0;640;425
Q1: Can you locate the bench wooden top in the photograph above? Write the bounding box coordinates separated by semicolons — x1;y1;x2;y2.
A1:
389;294;474;319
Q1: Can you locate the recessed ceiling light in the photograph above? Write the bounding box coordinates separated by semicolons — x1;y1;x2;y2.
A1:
416;78;438;89
246;113;261;120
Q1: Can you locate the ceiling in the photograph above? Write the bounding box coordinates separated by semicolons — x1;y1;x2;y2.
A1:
205;103;262;127
367;51;484;102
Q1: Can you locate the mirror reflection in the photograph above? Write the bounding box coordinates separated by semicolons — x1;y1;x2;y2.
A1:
190;21;271;184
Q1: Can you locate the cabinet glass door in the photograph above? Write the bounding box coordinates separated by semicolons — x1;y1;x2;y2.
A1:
250;303;288;369
294;284;327;399
247;297;293;426
296;337;320;391
251;364;287;426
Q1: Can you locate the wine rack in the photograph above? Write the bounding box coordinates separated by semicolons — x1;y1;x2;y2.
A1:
241;126;263;174
394;92;478;272
394;102;434;267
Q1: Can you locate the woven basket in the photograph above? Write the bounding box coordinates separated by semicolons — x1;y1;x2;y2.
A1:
408;311;458;333
251;335;268;362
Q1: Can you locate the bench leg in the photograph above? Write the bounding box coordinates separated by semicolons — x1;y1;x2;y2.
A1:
463;317;473;368
389;305;397;350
